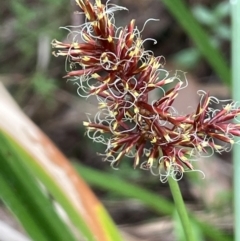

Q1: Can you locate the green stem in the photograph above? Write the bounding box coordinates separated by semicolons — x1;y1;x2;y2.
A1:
168;177;195;241
231;1;240;241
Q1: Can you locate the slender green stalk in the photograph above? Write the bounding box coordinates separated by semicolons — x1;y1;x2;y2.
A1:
168;177;195;241
76;163;232;241
231;1;240;241
161;0;231;86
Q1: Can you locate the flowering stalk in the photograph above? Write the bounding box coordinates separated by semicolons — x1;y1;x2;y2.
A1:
52;0;240;239
168;176;194;241
52;0;240;181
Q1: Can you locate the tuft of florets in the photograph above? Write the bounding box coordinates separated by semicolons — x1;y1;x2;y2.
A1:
52;0;240;182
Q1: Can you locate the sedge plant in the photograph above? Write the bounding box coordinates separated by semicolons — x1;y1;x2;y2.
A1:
52;0;240;240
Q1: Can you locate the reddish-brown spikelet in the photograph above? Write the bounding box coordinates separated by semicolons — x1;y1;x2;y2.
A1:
52;0;240;181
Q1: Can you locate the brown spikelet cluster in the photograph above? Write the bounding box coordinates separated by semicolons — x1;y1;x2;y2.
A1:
52;0;240;181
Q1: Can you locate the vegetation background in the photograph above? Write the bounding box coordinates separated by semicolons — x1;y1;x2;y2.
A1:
0;0;233;241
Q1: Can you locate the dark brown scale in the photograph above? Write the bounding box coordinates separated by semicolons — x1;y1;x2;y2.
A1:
144;132;154;140
139;108;151;116
143;123;150;131
138;118;150;131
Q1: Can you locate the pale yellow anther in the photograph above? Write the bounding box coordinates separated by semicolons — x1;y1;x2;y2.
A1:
224;103;232;112
99;102;107;108
125;112;131;118
168;92;174;98
151;137;157;143
135;156;140;167
104;77;111;83
214;144;223;150
83;34;91;42
139;63;147;69
129;51;134;57
197;145;203;152
202;141;209;147
87;127;97;131
91;73;100;78
164;134;171;142
165;161;170;168
82;56;90;61
180;156;188;161
95;88;101;94
147;84;156;88
102;90;109;95
54;52;66;57
103;56;108;62
85;13;90;20
72;43;79;48
107;35;113;43
96;0;101;7
126;145;134;153
76;0;86;10
153;62;160;69
182;135;190;142
165;78;174;84
112;143;118;148
113;121;118;130
134;107;139;113
98;13;103;19
148;156;154;163
129;34;134;41
134;91;139;97
112;65;118;71
83;121;89;126
116;152;123;161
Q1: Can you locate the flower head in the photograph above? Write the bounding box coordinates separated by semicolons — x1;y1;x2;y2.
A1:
52;0;240;182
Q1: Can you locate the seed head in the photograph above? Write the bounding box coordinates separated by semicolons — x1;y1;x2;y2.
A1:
52;0;240;182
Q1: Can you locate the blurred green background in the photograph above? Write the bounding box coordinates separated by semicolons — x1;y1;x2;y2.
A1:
0;0;233;240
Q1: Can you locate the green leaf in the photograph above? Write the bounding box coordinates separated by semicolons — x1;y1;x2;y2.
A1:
214;24;231;40
75;163;233;241
173;48;200;69
74;163;173;215
0;83;123;241
0;130;96;241
192;5;216;26
214;2;230;19
161;0;231;86
0;131;77;241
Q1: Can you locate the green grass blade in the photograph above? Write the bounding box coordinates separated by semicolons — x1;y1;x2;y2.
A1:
75;163;232;241
0;130;96;241
75;163;172;215
161;0;231;85
231;1;240;240
0;131;77;241
0;175;49;241
0;84;123;241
